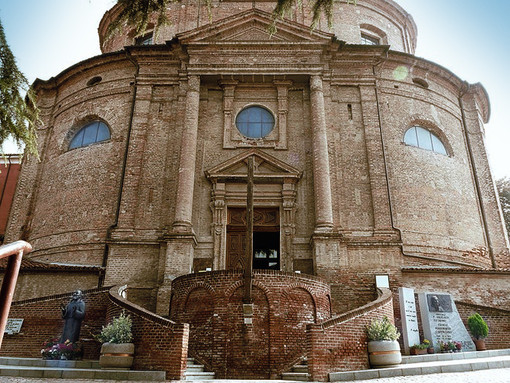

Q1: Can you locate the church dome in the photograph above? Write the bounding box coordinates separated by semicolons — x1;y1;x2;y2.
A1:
98;0;417;54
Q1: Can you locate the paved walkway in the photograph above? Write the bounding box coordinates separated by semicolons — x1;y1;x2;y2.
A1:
0;368;509;382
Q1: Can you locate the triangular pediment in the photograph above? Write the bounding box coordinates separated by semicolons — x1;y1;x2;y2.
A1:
177;8;334;44
205;149;302;182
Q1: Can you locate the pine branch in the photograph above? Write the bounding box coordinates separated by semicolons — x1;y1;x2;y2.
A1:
0;18;40;158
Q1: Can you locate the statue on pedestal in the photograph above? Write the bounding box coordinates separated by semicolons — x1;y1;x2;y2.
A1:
60;290;86;343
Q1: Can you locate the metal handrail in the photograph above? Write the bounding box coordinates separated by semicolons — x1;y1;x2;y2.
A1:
0;240;32;348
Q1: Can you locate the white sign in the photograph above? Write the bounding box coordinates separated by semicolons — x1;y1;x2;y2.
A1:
4;318;23;334
399;287;420;354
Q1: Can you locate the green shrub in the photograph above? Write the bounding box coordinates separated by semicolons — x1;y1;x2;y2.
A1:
98;312;133;344
467;313;488;340
366;316;400;341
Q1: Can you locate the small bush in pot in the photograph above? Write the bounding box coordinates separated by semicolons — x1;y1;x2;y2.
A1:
366;316;402;367
98;312;134;369
467;313;488;351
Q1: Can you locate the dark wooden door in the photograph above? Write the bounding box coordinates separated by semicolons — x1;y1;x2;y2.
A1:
226;208;280;271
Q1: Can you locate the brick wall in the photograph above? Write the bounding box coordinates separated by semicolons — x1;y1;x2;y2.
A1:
107;285;189;380
306;288;394;382
0;285;189;380
401;268;510;310
169;270;331;379
456;301;510;350
0;287;110;359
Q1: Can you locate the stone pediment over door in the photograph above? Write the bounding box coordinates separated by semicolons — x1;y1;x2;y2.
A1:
205;149;302;272
177;8;334;44
205;149;302;183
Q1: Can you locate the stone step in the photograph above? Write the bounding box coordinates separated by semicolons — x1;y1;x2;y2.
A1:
401;349;510;364
0;356;165;381
185;357;215;381
330;352;510;381
185;371;216;380
292;364;308;373
281;371;309;381
0;365;166;381
0;357;100;369
187;364;206;372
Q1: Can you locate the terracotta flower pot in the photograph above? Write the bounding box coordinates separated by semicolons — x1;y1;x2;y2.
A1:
474;339;487;351
99;342;135;369
368;340;402;367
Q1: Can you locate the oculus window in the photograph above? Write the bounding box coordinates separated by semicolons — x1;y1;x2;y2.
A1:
69;121;110;150
235;106;275;139
404;126;447;155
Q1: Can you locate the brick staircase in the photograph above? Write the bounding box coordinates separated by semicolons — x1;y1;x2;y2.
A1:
185;357;215;380
281;358;309;381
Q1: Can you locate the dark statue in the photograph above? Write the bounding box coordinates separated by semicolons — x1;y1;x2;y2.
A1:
60;290;86;343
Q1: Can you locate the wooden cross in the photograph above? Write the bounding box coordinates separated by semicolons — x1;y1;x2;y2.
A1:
244;155;254;303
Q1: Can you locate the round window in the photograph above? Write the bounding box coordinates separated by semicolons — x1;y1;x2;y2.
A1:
235;106;275;139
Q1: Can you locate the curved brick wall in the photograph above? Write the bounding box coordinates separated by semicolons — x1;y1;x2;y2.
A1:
169;270;331;379
107;285;189;380
99;0;416;54
306;287;394;382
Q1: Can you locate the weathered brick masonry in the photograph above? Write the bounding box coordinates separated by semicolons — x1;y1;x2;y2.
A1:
170;270;331;379
3;0;510;380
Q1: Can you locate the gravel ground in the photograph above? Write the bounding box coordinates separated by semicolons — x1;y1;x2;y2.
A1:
1;369;510;383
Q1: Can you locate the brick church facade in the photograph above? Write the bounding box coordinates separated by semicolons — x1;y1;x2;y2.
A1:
2;0;510;380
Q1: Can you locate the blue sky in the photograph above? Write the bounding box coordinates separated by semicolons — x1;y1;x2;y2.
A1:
1;0;509;179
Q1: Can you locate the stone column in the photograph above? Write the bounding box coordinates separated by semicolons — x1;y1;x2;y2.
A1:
173;75;201;233
156;75;201;316
309;75;334;232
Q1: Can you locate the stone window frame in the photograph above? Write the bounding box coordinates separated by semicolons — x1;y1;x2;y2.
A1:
235;105;275;139
220;80;291;150
360;24;388;45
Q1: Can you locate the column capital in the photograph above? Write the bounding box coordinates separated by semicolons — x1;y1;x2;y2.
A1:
310;75;323;92
188;75;201;92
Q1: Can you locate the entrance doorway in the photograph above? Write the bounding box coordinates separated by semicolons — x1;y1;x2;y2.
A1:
226;208;280;271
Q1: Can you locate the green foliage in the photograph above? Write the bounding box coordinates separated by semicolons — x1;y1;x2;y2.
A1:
109;0;357;39
107;0;173;39
98;312;133;344
270;0;357;35
0;18;39;157
366;316;400;342
496;178;510;235
467;313;489;340
410;339;430;350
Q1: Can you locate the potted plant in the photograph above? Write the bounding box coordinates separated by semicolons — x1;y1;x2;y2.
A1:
423;339;434;354
366;316;402;367
409;340;429;355
98;312;134;369
439;340;462;353
467;313;489;351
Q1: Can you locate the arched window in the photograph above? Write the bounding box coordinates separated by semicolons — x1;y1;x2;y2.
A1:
404;126;447;155
235;106;275;139
69;121;110;150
